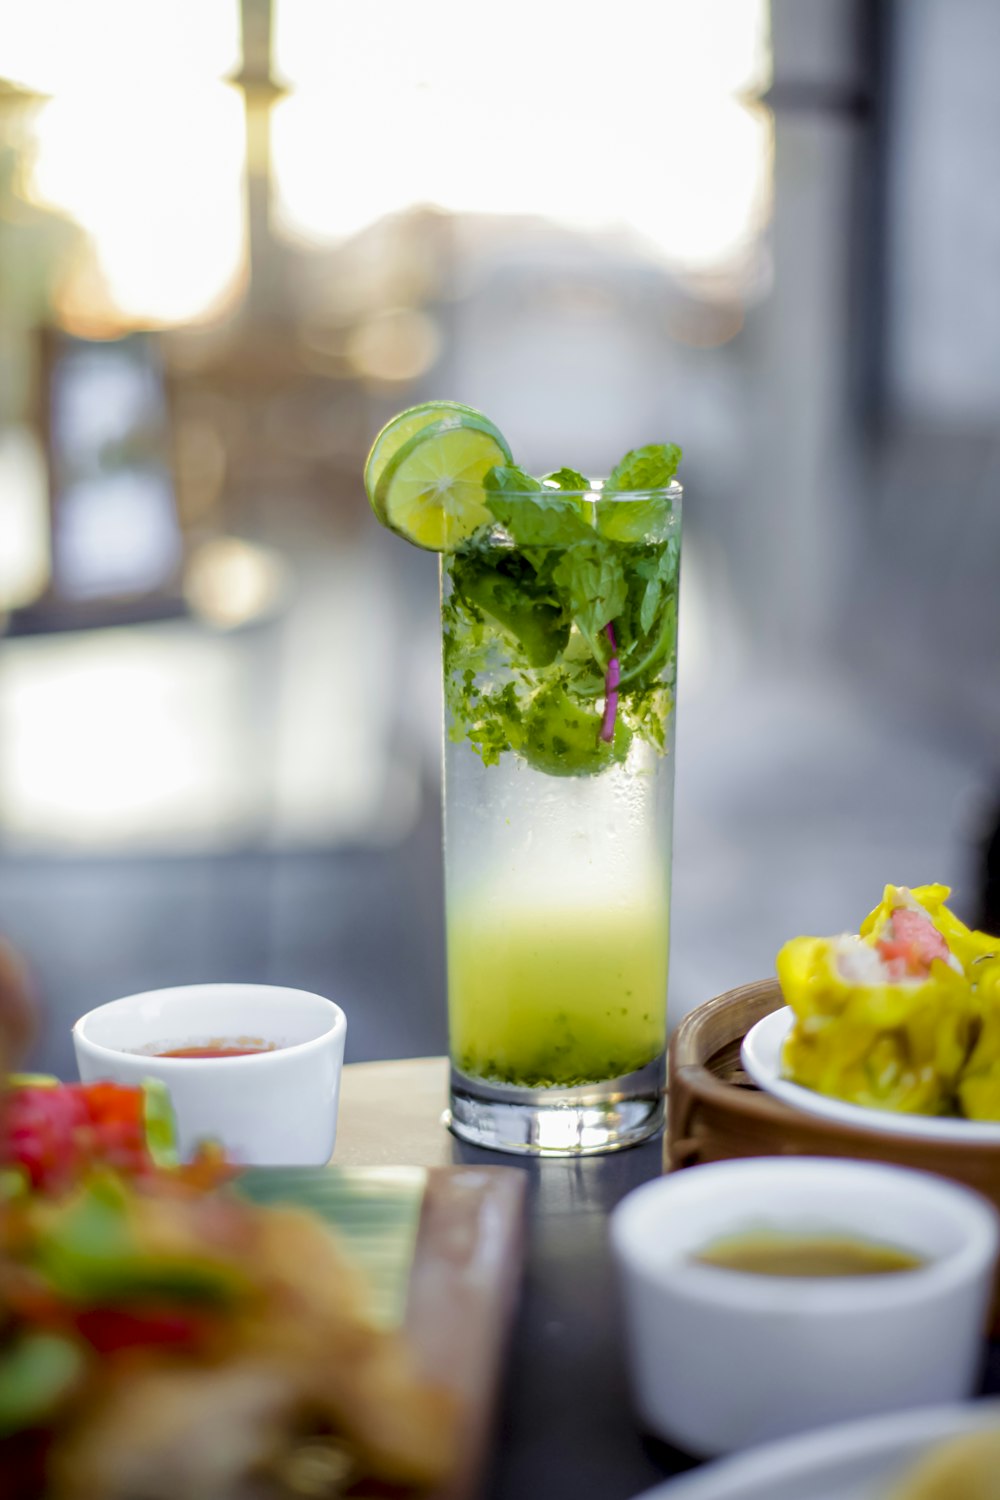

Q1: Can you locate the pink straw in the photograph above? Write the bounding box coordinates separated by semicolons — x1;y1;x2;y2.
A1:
599;623;620;743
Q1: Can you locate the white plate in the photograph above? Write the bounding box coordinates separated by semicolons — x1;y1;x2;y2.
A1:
631;1401;1000;1500
741;1007;1000;1145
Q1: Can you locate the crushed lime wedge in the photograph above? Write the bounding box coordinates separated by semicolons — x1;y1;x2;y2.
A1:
520;683;631;777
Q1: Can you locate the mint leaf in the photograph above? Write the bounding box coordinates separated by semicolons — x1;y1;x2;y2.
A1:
636;537;679;635
451;552;569;667
620;593;677;690
463;681;526;768
485;491;593;549
552;540;627;658
484;464;541;495
605;443;682;493
639;574;662;636
543;467;590;492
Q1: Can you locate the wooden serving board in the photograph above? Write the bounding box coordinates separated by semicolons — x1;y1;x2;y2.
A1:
237;1164;527;1500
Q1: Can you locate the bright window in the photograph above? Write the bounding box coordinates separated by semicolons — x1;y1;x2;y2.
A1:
2;0;246;327
272;0;772;289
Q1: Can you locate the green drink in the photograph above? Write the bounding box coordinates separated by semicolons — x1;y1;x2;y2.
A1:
447;898;669;1089
364;406;681;1155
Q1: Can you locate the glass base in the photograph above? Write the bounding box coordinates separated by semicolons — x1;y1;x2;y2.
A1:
445;1055;665;1157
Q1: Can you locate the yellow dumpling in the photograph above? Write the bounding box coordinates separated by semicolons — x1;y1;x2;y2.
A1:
957;957;1000;1121
887;1427;1000;1500
778;885;996;1117
778;933;972;1114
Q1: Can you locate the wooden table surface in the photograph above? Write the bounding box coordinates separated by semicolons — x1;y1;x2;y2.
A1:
334;1056;454;1167
335;1055;670;1172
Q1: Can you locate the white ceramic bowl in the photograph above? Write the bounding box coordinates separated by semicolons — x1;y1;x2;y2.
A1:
611;1158;1000;1457
742;1007;1000;1144
73;983;346;1166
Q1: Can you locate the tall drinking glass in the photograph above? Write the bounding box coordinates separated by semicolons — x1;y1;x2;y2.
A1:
441;481;681;1155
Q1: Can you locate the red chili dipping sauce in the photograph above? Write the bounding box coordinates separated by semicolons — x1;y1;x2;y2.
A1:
149;1039;280;1059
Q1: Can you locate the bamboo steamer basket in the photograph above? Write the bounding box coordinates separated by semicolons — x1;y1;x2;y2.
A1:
668;979;1000;1212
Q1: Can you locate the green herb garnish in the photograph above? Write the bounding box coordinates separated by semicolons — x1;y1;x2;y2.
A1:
543;467;591;491
483;463;541;495
444;440;681;775
605;443;682;493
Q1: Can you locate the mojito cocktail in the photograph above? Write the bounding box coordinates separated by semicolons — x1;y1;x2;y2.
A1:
364;403;681;1154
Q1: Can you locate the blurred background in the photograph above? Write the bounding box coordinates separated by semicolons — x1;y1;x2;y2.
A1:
1;0;998;1077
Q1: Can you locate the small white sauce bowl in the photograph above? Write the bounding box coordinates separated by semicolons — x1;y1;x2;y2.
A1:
611;1157;1000;1457
73;983;346;1166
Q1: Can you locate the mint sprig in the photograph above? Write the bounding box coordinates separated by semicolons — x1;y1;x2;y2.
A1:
605;443;682;493
444;435;681;774
543;467;590;492
484;489;593;549
484;464;541;495
551;543;627;662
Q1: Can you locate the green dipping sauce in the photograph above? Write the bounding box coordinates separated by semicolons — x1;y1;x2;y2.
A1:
691;1230;925;1278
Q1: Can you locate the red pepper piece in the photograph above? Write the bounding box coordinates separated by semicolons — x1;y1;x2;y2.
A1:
74;1306;212;1355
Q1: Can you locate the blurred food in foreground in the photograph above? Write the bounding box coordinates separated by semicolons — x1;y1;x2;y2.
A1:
0;941;36;1076
0;975;455;1499
888;1426;1000;1499
2;1078;179;1192
779;884;1000;1119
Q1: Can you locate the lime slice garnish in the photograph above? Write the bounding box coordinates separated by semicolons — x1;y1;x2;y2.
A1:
365;401;511;523
374;418;511;551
